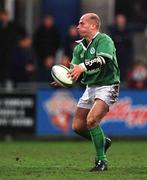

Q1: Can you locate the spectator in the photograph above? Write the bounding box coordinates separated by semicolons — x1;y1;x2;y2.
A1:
40;55;54;83
10;36;36;85
0;10;3;21
127;61;147;89
109;14;134;83
145;26;147;58
63;25;79;60
0;10;26;86
33;15;60;82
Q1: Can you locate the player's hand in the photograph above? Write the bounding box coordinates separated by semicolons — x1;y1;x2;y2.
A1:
68;64;85;81
50;81;60;86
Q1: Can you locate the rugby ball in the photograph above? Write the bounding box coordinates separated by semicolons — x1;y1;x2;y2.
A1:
51;64;74;88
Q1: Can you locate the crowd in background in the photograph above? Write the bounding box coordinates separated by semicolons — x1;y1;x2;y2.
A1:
0;10;147;89
108;14;147;88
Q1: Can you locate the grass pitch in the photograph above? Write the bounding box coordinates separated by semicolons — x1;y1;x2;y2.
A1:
0;140;147;180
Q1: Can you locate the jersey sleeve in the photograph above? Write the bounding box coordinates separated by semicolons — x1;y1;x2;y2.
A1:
71;46;81;65
96;36;115;60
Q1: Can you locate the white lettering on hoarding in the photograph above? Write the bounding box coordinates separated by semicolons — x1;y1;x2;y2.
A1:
103;98;147;127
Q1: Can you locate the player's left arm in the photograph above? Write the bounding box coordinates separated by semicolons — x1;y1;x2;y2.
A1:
70;37;114;80
79;56;109;71
79;37;114;71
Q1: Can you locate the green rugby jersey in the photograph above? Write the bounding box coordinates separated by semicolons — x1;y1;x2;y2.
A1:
71;32;120;86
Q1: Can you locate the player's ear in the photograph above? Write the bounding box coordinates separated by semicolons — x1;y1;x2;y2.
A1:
90;23;95;30
92;23;96;29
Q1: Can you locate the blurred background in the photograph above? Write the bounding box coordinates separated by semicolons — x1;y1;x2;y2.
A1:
0;0;147;140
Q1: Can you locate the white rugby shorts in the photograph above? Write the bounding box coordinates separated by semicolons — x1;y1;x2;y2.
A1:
77;84;120;109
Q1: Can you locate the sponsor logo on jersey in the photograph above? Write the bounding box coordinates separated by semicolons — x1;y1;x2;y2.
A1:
84;59;99;74
85;58;99;66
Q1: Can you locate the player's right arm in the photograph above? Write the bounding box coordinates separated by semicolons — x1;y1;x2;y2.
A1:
71;46;81;65
69;46;85;80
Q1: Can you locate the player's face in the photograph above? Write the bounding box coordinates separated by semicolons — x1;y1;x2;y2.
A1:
77;16;91;38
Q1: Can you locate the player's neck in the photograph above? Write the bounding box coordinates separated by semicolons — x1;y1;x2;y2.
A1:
85;30;99;43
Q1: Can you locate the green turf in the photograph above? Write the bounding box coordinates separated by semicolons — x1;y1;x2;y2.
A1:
0;140;147;180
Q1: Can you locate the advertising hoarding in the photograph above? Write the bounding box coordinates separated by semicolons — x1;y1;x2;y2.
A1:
0;93;36;135
36;88;147;137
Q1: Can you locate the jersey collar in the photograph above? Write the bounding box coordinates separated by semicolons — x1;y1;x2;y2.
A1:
76;31;100;50
92;31;100;39
76;31;100;43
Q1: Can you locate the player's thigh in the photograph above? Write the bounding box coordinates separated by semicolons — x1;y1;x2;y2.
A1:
72;107;90;131
87;99;109;128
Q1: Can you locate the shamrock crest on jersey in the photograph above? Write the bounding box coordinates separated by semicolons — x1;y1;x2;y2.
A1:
90;47;95;54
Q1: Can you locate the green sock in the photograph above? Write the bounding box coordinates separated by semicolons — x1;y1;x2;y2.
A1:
75;130;91;140
89;126;107;162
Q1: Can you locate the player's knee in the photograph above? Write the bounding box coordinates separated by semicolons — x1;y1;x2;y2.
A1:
72;121;82;132
87;115;100;129
87;118;97;129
